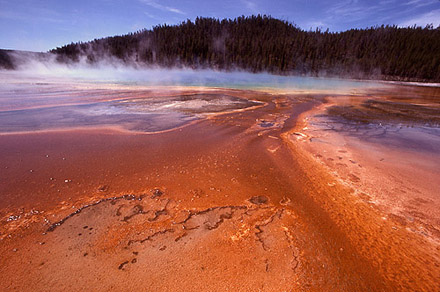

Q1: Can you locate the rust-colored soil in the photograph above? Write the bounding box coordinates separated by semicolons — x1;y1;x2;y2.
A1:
1;87;439;291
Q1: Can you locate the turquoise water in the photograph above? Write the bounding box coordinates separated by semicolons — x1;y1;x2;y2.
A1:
115;69;380;90
0;69;391;134
79;69;385;91
0;68;386;92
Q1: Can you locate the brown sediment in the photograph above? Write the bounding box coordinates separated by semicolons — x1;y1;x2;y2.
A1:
0;87;439;291
282;85;440;291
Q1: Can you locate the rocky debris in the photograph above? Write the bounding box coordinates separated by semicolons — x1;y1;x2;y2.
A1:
259;120;275;128
98;185;109;192
118;261;129;270
46;194;140;232
249;196;269;205
43;192;301;282
151;188;164;198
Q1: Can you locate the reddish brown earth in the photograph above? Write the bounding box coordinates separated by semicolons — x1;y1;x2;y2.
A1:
0;87;439;291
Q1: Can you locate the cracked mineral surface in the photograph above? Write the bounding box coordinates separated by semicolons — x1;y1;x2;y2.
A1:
1;85;440;291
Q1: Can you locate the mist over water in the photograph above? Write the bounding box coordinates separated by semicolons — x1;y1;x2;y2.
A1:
0;60;390;134
1;56;386;91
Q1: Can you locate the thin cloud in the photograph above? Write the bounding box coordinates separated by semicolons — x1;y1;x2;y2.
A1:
144;11;161;21
303;20;327;30
400;8;440;27
139;0;185;15
405;0;438;8
0;7;63;23
322;0;427;28
241;0;258;13
378;0;396;4
321;1;376;28
326;0;393;20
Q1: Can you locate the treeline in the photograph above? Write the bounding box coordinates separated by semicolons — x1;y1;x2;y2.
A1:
0;49;15;69
0;49;52;70
7;15;440;81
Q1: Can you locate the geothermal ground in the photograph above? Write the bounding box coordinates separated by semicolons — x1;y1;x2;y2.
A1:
0;81;439;291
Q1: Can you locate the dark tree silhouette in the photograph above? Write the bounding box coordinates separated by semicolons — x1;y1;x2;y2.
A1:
3;16;440;82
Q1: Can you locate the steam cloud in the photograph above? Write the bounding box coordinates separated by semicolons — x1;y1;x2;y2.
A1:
1;51;384;92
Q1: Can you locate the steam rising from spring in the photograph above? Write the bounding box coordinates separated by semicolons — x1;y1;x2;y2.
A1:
0;53;392;134
1;52;387;91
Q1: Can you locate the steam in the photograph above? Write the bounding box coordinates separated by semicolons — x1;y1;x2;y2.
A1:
1;51;386;92
0;53;395;134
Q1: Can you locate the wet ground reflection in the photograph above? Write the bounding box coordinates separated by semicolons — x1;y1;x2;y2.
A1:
319;91;440;154
0;93;261;133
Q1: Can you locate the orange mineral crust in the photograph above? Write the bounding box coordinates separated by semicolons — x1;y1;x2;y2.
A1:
0;87;439;291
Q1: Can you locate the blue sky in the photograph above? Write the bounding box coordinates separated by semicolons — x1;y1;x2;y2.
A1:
1;0;439;52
